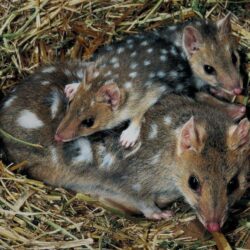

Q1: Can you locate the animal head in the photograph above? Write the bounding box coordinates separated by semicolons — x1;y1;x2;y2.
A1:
182;14;242;99
55;67;125;142
175;116;249;232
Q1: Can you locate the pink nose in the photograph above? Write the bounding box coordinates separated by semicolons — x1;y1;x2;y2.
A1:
54;133;63;142
206;222;220;232
233;88;242;95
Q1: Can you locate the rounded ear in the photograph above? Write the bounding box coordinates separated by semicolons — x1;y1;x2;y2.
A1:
227;118;250;151
64;83;80;101
177;116;206;156
182;26;203;57
216;13;232;36
95;82;121;110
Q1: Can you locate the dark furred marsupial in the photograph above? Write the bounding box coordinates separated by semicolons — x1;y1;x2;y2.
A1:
55;14;245;146
0;86;249;233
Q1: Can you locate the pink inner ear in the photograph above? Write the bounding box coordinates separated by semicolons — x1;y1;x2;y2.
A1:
182;129;191;149
217;13;231;35
97;83;120;110
183;26;202;56
106;89;120;107
180;117;195;151
236;118;250;147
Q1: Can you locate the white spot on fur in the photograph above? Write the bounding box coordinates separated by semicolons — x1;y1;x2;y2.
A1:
144;60;151;66
169;71;177;78
164;116;172;125
100;153;114;170
50;146;58;163
157;71;166;78
104;79;115;85
111;57;118;64
72;138;93;164
150;153;161;165
42;66;55;73
168;26;176;31
160;55;167;62
147;48;153;53
64;69;71;76
90;100;95;107
149;72;155;78
104;70;112;77
128;44;134;49
148;123;158;139
171;47;178;56
195;79;205;89
41;80;50;86
17;110;44;129
130;51;137;57
174;39;182;47
105;45;112;51
130;62;138;69
77;70;84;79
126;39;133;44
51;92;60;119
145;80;152;87
176;84;184;91
93;71;100;78
97;144;114;170
4;96;17;108
141;41;148;46
161;49;167;54
117;47;125;54
132;183;141;192
113;62;120;69
124;81;132;89
100;63;107;68
129;72;138;79
159;86;167;93
180;51;186;58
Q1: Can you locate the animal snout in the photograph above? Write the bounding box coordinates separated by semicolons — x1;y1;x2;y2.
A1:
233;87;242;95
206;222;221;232
54;133;64;142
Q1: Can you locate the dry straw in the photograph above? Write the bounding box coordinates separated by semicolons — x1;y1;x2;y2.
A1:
0;0;249;249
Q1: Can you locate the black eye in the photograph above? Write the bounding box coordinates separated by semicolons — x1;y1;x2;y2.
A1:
81;117;95;128
231;52;237;65
204;65;215;75
227;175;239;195
188;175;200;192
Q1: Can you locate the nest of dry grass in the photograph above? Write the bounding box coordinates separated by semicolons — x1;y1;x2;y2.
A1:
0;1;249;249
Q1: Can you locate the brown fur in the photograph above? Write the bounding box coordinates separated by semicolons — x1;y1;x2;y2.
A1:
0;88;249;231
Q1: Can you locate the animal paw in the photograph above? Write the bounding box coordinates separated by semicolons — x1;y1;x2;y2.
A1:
120;125;140;148
226;104;246;121
64;83;80;100
147;210;173;220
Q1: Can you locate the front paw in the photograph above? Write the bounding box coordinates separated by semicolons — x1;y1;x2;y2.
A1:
146;210;173;220
119;125;140;148
226;104;246;121
64;83;79;100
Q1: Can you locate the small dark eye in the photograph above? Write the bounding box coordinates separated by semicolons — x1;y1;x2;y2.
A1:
231;52;237;65
188;175;200;192
227;175;239;195
81;117;95;128
204;65;215;75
